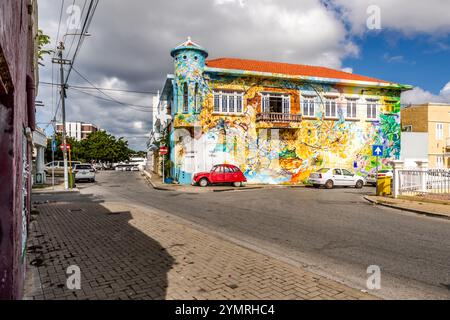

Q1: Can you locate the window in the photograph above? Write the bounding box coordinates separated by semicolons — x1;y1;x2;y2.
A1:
194;83;199;113
213;91;244;114
367;101;378;119
261;94;290;114
346;99;357;118
325;98;337;118
214;93;220;112
302;97;315;117
342;169;353;176
333;169;342;175
403;125;412;132
223;166;232;173
436;123;444;140
436;156;444;168
183;83;188;113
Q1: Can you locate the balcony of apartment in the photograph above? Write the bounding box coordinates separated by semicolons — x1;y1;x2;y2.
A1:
256;112;302;128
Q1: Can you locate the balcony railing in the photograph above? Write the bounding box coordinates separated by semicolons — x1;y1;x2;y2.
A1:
256;112;302;123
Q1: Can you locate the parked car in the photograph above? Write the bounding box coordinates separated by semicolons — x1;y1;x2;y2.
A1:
193;164;247;187
366;169;393;186
308;168;365;189
73;163;95;182
45;161;81;176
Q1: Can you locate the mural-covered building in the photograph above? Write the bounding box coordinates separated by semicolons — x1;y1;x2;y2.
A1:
158;38;412;185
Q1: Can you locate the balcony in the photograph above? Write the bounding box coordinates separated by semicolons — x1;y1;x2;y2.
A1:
256;112;302;123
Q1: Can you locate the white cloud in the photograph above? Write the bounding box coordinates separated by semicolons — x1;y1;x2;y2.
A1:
328;0;450;35
401;81;450;105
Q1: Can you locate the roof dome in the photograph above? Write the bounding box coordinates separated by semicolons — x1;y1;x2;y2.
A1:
170;37;208;58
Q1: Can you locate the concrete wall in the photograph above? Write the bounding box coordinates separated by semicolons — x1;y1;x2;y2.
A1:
401;103;450;168
400;132;428;167
0;0;37;299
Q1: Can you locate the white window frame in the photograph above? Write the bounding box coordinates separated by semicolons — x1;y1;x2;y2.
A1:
436;155;444;168
213;91;244;115
261;93;291;114
346;98;357;119
366;100;378;120
436;123;444;140
325;98;337;118
302;96;315;117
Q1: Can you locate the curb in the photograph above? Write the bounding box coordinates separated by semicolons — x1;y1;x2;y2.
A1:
363;196;450;220
141;171;173;191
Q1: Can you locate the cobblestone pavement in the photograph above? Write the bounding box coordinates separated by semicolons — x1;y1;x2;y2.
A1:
26;196;375;300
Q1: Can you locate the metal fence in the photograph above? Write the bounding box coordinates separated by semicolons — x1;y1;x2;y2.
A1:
398;169;450;196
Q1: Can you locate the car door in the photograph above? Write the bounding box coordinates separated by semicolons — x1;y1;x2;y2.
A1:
341;169;355;186
223;166;234;182
332;168;345;186
210;165;224;183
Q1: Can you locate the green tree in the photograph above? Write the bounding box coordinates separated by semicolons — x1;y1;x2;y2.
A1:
45;134;80;162
78;131;132;163
36;29;52;66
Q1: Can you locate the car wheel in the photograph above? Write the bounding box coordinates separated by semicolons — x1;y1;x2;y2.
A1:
199;178;209;187
355;180;364;189
325;180;334;189
233;181;242;187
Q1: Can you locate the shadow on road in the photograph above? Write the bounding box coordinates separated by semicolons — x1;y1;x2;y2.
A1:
27;192;174;300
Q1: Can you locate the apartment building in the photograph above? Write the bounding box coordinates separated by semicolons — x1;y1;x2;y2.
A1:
56;121;99;141
158;38;412;184
401;103;450;168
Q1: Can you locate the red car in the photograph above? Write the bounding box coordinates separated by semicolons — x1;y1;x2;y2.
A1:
193;164;247;187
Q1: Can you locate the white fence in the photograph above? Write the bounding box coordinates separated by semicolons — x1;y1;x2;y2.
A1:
393;161;450;197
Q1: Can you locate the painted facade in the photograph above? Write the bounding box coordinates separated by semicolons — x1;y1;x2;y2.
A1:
0;0;39;299
159;38;412;185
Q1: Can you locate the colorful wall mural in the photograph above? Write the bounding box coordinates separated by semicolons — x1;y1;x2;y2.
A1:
163;39;411;185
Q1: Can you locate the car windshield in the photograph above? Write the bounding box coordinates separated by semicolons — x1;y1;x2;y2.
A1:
76;165;92;170
317;168;330;173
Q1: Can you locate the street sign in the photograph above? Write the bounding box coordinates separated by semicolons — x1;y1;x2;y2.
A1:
372;145;384;157
52;139;56;152
159;146;168;155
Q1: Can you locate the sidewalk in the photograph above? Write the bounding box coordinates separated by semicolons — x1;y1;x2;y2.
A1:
364;195;450;219
141;170;305;193
25;194;374;300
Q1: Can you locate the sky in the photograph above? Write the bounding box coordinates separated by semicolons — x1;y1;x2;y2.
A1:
36;0;450;150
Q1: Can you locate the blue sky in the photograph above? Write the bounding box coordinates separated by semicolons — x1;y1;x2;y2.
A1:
344;31;450;93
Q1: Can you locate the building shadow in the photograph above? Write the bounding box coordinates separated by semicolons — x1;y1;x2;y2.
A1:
27;192;174;300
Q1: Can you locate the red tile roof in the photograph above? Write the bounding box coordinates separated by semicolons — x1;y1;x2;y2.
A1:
206;57;390;84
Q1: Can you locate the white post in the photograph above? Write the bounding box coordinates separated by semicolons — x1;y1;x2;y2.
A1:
391;160;404;198
415;160;428;193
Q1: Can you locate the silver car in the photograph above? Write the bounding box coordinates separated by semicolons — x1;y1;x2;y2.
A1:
73;163;95;182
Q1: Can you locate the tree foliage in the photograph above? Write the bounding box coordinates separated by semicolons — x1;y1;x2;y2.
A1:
46;131;133;163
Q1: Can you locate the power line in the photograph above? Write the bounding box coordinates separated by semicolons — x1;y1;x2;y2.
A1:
70;87;154;111
39;81;158;94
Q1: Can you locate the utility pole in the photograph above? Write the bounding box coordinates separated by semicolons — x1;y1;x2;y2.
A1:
52;42;72;189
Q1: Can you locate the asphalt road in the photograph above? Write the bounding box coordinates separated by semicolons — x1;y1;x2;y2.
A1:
60;171;450;299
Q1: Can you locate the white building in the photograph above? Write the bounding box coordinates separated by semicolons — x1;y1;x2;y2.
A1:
147;88;172;173
55;121;98;141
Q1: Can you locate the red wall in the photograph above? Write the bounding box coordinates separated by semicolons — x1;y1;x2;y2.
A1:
0;0;36;300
